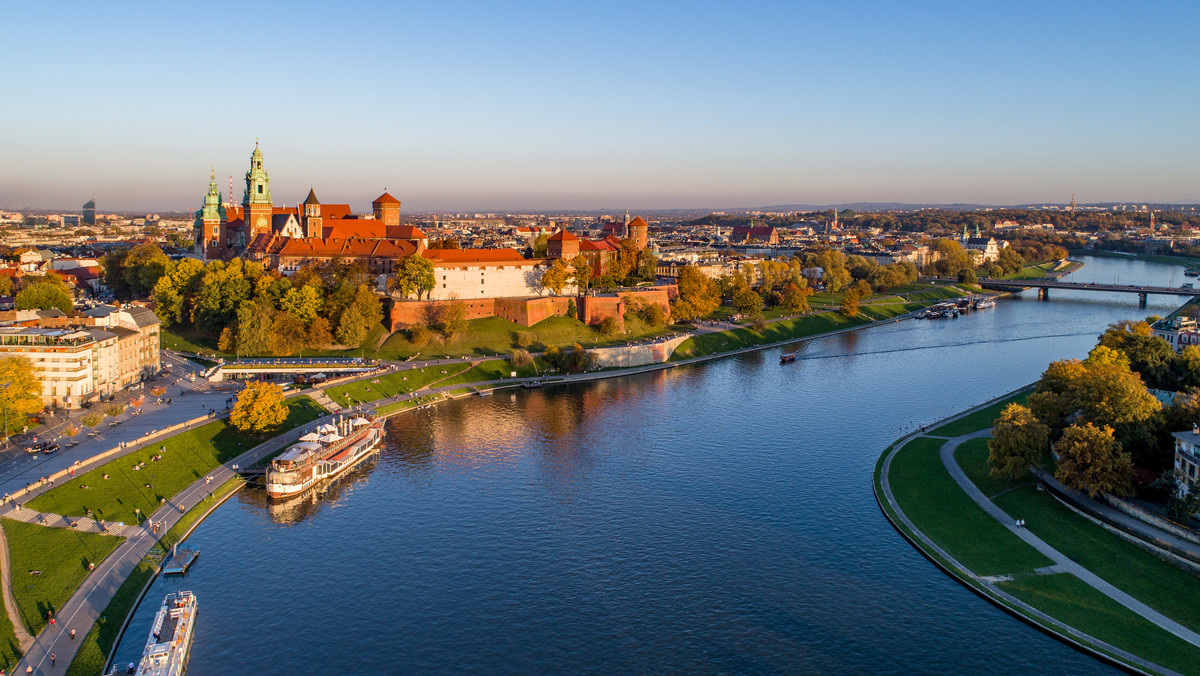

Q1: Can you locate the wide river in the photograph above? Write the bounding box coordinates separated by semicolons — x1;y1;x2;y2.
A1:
115;255;1190;674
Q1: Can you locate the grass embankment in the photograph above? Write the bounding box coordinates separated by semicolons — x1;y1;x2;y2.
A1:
1002;262;1061;280
886;436;1052;575
64;476;244;676
2;520;122;636
325;364;470;407
928;392;1028;437
997;573;1200;675
672;312;869;360
159;327;218;356
437;358;548;387
28;397;323;521
375;315;678;360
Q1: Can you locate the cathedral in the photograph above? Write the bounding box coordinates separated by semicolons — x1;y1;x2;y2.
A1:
194;142;427;270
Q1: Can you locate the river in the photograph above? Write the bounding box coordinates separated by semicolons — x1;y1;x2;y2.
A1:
113;255;1188;674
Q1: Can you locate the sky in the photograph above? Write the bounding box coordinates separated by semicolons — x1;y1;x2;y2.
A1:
2;0;1198;213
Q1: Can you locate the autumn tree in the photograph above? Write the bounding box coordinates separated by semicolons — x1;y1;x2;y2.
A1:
230;382;288;434
389;255;436;300
570;255;593;294
151;257;204;327
0;356;41;438
121;242;171;296
235;299;275;356
306;316;333;349
779;282;811;314
732;287;764;317
1053;422;1133;497
839;286;862;318
271;311;307;355
280;285;324;323
988;404;1049;478
671;265;720;322
540;258;571;296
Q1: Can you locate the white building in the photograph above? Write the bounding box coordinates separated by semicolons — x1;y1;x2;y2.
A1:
0;327;96;410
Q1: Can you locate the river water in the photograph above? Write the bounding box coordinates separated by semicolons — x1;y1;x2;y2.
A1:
114;255;1187;674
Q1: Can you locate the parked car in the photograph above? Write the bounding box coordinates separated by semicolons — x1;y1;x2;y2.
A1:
42;444;59;454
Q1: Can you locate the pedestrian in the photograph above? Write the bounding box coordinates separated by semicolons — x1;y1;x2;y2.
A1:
50;652;55;667
70;628;76;640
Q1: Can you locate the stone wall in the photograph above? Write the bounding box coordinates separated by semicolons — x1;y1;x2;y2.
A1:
389;298;496;330
590;334;690;368
495;296;570;326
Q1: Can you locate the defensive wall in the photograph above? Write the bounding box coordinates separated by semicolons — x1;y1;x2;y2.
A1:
388;286;677;331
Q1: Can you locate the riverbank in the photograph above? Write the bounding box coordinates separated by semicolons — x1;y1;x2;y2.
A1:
13;283;981;674
1070;248;1200;267
875;390;1200;676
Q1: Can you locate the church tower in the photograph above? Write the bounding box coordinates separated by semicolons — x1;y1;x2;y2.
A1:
196;168;226;259
243;140;273;239
303;188;323;238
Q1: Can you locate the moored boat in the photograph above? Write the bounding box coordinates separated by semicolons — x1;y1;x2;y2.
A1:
265;415;384;499
135;591;197;676
780;353;797;363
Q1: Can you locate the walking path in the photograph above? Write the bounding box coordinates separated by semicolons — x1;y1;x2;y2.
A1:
937;430;1200;648
4;409;347;675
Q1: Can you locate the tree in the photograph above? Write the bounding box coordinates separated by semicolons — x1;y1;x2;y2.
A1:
81;413;102;434
235;299;275;356
15;282;73;314
150;386;167;398
336;304;373;346
62;424;80;441
121;242;170;296
280;285;324;323
1151;471;1200;524
151;257;204;328
779;282;811;314
988;404;1049;478
541;258;571;296
0;276;12;297
389;255;436;300
597;315;621;336
839;286;862;318
532;233;550;258
217;326;237;353
732;287;763;316
570;255;593;294
192;259;253;329
637;251;658;280
229;382;288;434
1054;422;1133;497
103;403;126;419
433;300;467;341
271;311;307;355
957;268;977;284
0;356;41;438
671;265;720;322
511;348;533;368
306;316;333;349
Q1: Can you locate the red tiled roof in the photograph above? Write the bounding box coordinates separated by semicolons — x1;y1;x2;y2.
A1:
323;220;386;239
547;229;578;242
386;225;427;240
372;192;401;205
628;216;648;228
424;249;531;264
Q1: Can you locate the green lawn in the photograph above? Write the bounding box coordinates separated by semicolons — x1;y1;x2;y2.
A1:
375;315;678;360
28;397;324;521
859;301;928;321
435;358;550;387
0;573;19;673
160;327;220;356
955;437;1037;498
1002;261;1061;280
998;573;1200;676
325;364;470;406
672;311;871;360
928;392;1028;437
993;485;1200;634
3;520;122;635
887;436;1052;576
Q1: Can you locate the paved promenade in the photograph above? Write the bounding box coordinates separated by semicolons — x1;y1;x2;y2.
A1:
6;409;346;675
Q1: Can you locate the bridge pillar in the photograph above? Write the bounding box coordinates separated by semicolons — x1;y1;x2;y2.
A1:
1038;287;1049;301
1139;292;1147;308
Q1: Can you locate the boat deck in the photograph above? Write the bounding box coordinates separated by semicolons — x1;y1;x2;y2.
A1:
163;548;198;575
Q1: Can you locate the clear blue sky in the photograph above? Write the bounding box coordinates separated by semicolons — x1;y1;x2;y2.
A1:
2;0;1197;213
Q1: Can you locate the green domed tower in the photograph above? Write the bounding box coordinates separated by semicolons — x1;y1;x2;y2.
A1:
243;140;273;239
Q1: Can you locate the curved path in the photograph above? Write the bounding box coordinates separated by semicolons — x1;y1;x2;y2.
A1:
938;431;1200;648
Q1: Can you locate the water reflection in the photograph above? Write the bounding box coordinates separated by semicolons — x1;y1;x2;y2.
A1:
235;455;379;526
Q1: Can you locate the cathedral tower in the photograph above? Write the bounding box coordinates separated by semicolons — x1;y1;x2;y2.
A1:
196;169;225;258
303;188;323;238
243;140;273;239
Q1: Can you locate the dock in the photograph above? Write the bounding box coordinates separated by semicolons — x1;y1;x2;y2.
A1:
163;546;198;576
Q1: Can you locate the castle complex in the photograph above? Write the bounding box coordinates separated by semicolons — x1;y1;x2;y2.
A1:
194;143;665;328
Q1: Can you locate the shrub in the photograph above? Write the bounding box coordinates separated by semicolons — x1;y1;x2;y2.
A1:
409;326;435;348
513;331;535;349
566;298;577;319
511;349;533;368
597;316;621;336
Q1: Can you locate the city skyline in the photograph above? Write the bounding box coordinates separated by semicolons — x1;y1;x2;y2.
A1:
2;1;1198;212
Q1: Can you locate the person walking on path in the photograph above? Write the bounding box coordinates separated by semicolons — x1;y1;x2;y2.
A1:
50;652;54;667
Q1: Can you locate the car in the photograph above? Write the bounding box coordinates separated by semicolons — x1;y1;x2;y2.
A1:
42;444;59;454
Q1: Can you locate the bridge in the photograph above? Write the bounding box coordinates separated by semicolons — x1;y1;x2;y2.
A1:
977;278;1200;306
